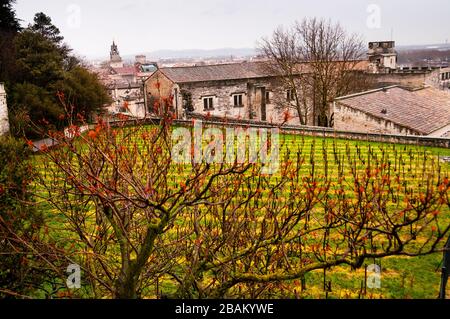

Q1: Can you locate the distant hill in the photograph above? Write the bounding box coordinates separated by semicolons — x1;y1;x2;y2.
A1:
91;43;450;63
122;48;257;61
396;43;450;65
397;43;450;52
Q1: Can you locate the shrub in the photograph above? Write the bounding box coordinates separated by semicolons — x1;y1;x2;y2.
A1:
0;136;44;298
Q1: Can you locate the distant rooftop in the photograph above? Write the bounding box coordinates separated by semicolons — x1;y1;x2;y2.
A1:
112;66;136;75
335;86;450;135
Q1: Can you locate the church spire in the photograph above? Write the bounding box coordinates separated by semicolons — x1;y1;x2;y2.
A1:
110;40;121;62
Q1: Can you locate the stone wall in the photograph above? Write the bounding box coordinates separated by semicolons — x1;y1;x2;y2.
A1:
106;86;146;118
369;70;441;89
439;67;450;90
145;70;178;116
0;83;10;136
179;79;250;120
92;116;450;150
333;102;419;136
144;70;308;125
177;77;303;126
178;117;450;149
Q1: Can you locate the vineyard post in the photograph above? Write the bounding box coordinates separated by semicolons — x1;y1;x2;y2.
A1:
439;236;450;299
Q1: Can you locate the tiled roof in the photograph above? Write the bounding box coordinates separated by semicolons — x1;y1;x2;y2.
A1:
106;81;141;90
158;62;278;83
112;66;137;75
158;60;368;84
335;86;450;135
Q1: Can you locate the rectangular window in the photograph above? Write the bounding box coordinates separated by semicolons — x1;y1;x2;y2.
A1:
286;89;295;102
265;91;271;104
203;97;214;110
233;94;243;107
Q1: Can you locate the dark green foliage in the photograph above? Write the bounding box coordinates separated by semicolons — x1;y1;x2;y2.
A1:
55;66;111;122
0;0;20;32
9;29;111;136
28;12;72;62
3;9;112;138
0;0;20;83
29;12;63;45
14;30;64;87
10;83;64;136
0;137;44;298
8;30;66;136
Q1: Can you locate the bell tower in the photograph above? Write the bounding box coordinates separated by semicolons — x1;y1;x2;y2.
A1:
367;41;397;74
109;40;124;68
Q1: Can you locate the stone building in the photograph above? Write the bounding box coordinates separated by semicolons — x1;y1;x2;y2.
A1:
367;41;446;90
333;86;450;137
110;41;124;68
367;41;397;73
369;67;442;90
96;42;159;119
0;83;9;136
439;67;450;90
144;61;310;125
105;81;146;118
142;41;448;127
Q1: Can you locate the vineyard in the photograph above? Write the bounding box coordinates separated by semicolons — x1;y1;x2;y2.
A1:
32;123;450;299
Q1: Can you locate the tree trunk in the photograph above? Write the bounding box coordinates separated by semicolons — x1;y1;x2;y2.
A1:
114;226;161;299
115;274;138;299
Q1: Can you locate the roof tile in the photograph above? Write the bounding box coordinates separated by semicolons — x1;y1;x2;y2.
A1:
336;87;450;135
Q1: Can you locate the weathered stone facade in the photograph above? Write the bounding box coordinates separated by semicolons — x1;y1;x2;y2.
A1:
366;41;446;91
333;86;450;137
0;83;10;136
175;78;303;124
440;67;450;90
143;44;450;130
369;70;438;89
367;41;397;73
144;64;305;125
334;102;419;136
106;83;146;118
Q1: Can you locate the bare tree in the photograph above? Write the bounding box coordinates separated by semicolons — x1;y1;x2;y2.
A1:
296;18;369;127
36;102;254;298
259;26;311;126
260;18;373;127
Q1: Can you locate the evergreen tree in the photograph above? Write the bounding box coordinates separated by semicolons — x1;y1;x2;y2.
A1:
0;0;21;83
15;30;65;87
29;12;63;45
0;0;20;32
4;8;111;138
29;12;72;63
56;66;111;121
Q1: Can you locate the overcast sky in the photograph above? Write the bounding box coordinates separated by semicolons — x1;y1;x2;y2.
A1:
15;0;450;58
